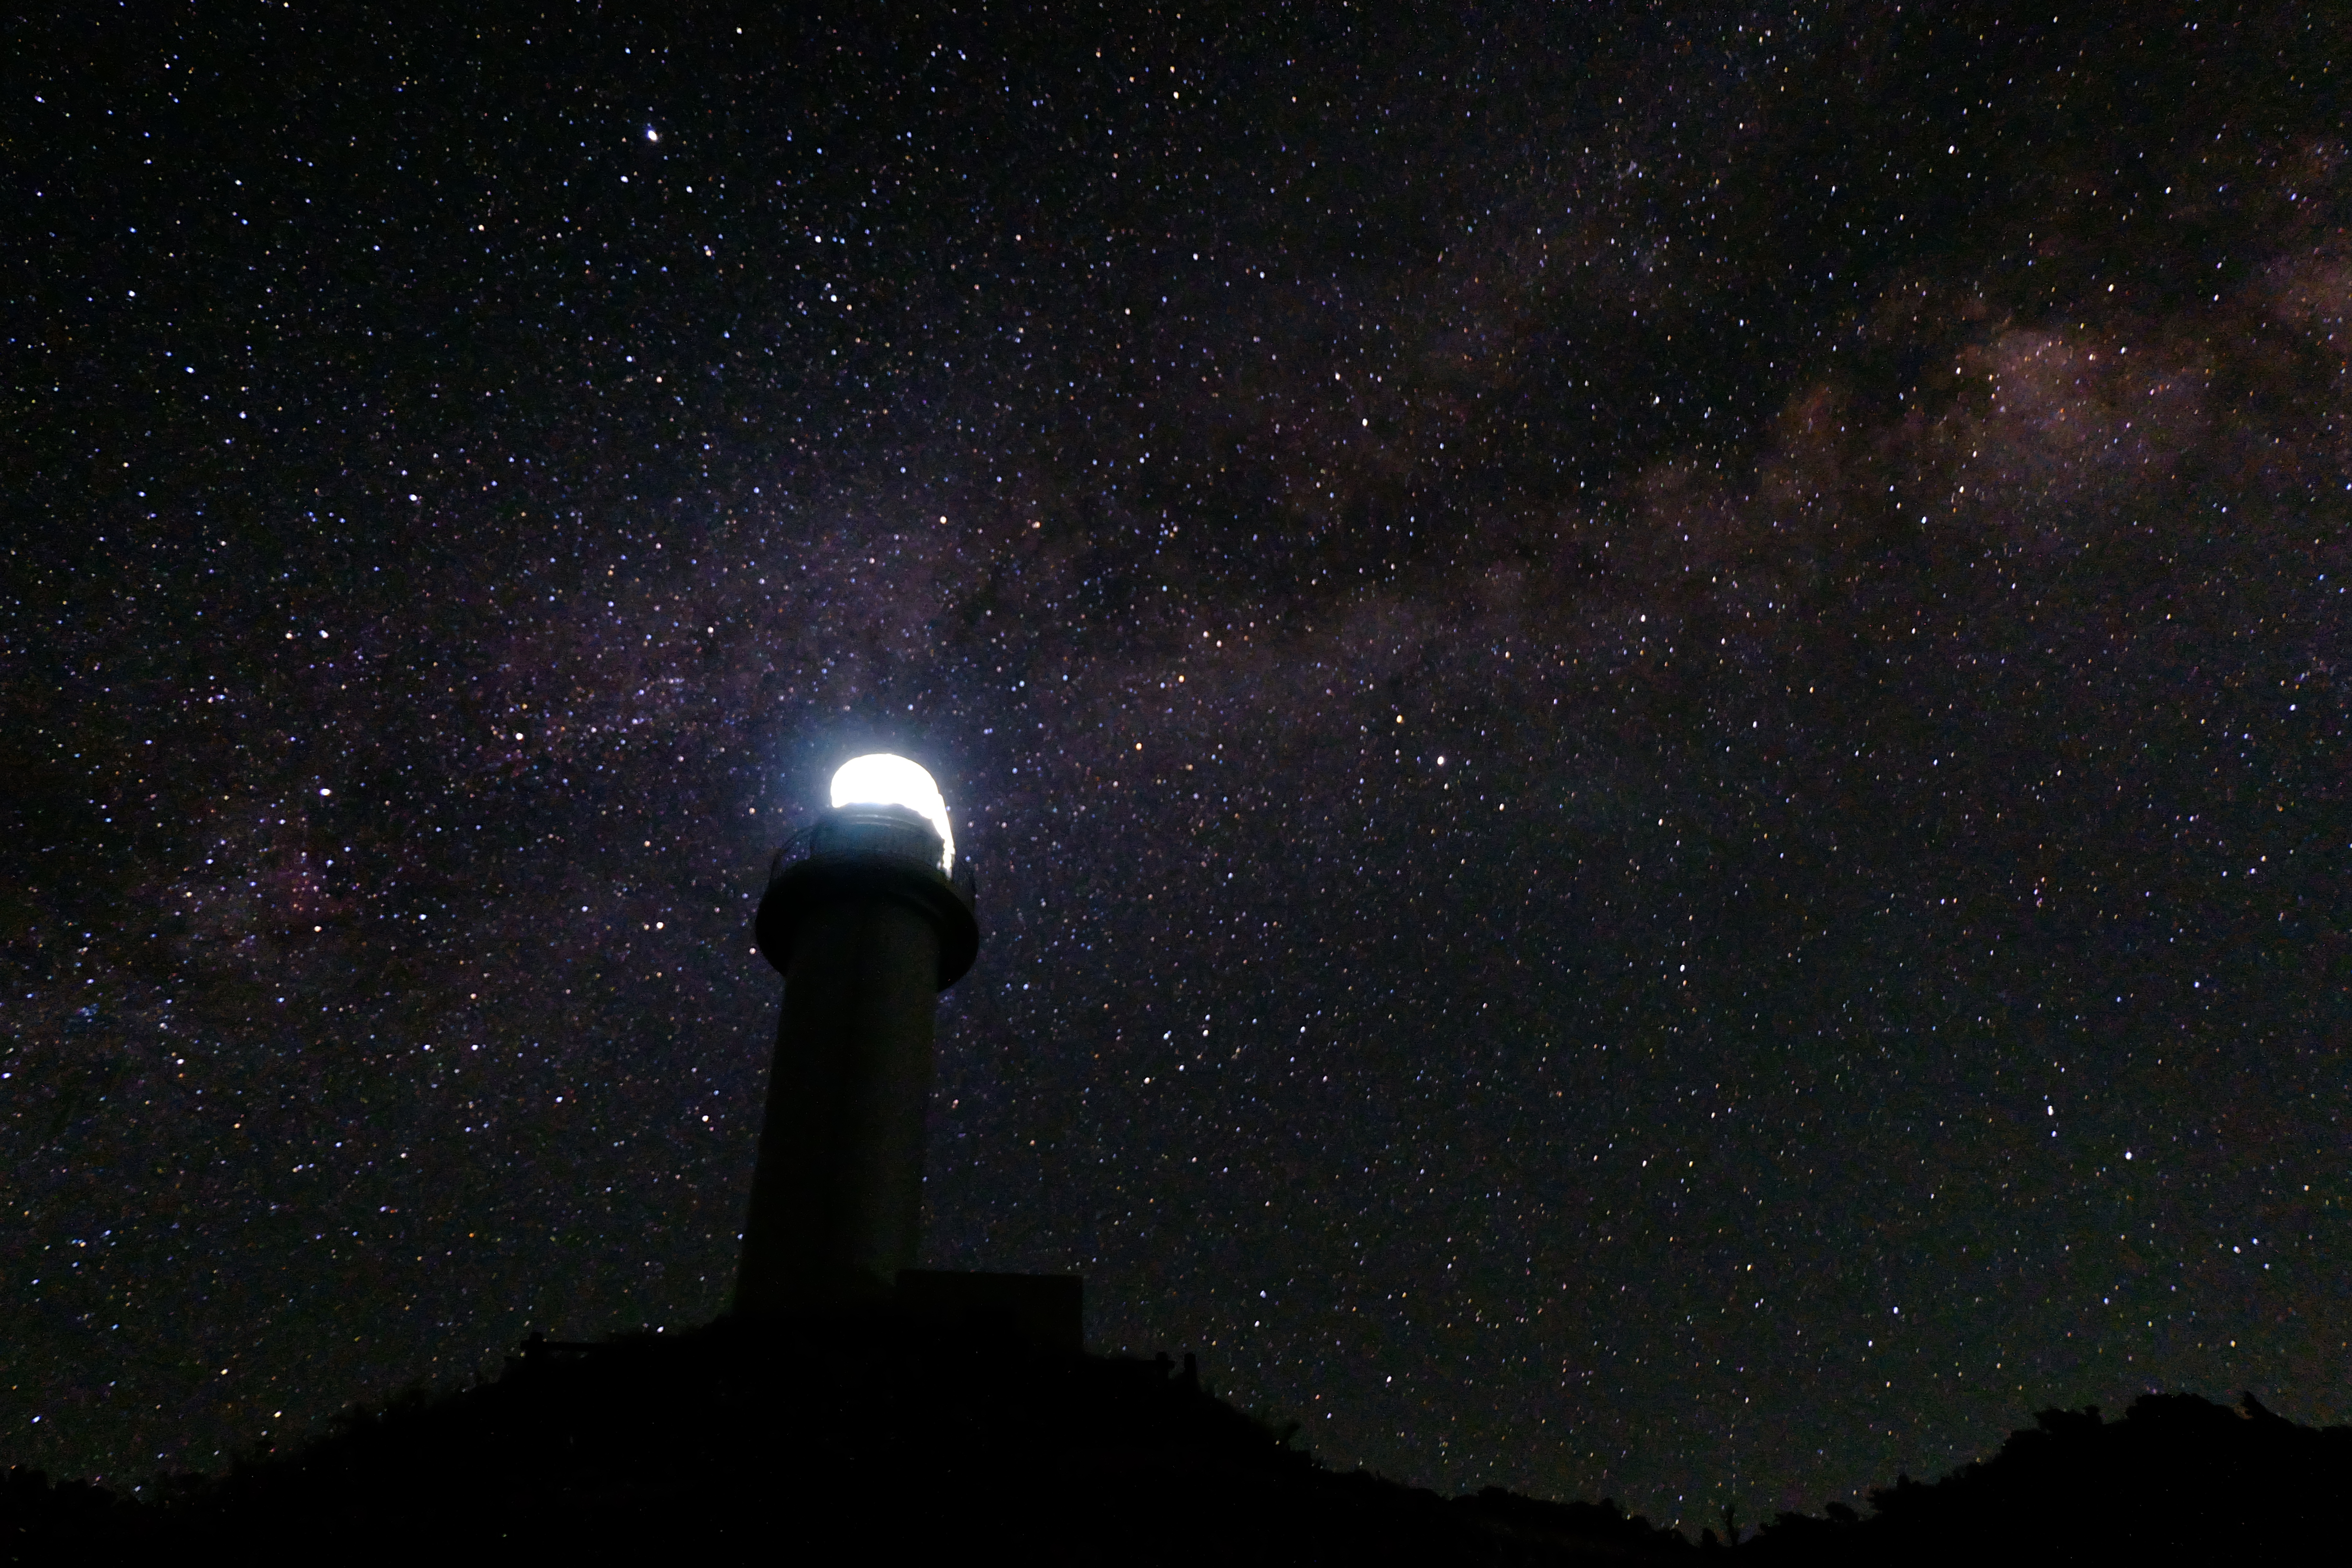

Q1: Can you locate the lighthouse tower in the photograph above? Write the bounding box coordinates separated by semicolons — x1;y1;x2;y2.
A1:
734;755;978;1315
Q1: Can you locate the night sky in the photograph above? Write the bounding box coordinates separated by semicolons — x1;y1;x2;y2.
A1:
7;1;2344;1529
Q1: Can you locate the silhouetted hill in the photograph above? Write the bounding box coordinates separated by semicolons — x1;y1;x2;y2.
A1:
1747;1393;2347;1562
9;1327;2341;1564
0;1314;1694;1565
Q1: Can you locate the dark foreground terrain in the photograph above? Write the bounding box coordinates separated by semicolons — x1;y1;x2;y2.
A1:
3;1315;2342;1564
1745;1391;2348;1564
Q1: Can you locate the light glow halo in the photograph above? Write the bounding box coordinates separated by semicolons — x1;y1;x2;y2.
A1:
828;754;954;872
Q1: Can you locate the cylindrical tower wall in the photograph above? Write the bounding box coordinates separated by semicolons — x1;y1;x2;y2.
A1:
735;894;941;1313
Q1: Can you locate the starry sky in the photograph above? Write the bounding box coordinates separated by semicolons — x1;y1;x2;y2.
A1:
6;0;2343;1528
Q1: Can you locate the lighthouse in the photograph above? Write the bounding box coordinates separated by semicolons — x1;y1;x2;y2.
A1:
734;755;979;1315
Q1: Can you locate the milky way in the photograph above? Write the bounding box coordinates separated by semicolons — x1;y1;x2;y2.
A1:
7;3;2343;1527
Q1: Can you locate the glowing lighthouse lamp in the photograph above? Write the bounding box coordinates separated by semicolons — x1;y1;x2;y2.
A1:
735;755;979;1315
829;752;956;873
